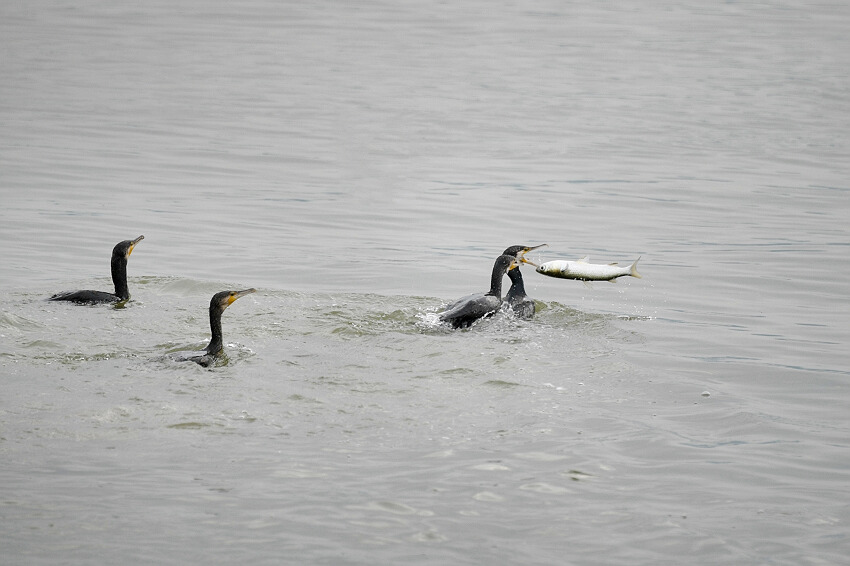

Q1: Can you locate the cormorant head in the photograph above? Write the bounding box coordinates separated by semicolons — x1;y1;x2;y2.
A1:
112;235;145;259
501;244;547;267
210;288;257;312
495;254;520;272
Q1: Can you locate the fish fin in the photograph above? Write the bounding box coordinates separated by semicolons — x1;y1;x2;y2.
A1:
608;262;618;265
582;280;593;289
630;256;642;279
577;256;590;263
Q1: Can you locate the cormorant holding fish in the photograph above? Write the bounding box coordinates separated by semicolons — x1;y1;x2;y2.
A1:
174;288;257;367
439;254;519;329
502;244;546;319
49;235;145;304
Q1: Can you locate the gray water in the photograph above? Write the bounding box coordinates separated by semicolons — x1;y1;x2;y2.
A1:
2;1;849;564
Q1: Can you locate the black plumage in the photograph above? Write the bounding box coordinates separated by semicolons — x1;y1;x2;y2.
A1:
50;235;144;304
500;244;546;319
175;289;256;367
439;254;519;329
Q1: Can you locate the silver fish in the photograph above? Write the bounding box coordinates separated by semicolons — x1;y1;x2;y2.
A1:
536;256;642;282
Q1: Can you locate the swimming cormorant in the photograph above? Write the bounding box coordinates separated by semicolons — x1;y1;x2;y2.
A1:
175;288;256;367
505;267;535;319
439;254;519;329
49;235;144;304
502;244;546;319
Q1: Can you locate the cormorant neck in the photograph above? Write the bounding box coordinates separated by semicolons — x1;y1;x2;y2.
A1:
506;267;526;300
488;262;507;297
111;254;129;300
205;306;224;354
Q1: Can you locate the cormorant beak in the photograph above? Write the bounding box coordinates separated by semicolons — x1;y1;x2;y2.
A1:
127;235;144;257
517;243;547;267
228;288;257;305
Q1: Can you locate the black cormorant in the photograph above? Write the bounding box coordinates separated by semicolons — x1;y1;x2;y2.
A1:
502;244;546;319
439;254;519;329
49;235;144;304
505;267;535;319
175;288;256;367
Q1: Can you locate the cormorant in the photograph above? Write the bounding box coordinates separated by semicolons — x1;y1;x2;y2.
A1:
505;267;535;319
439;254;519;329
49;235;145;304
175;288;256;367
502;244;546;319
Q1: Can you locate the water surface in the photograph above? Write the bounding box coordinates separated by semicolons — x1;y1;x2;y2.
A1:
2;1;849;564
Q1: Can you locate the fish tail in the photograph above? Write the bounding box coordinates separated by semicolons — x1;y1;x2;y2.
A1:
630;256;642;279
